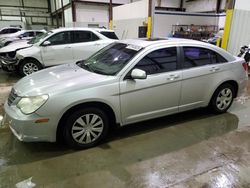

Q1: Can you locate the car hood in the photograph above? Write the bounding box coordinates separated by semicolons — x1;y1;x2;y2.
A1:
0;40;31;53
14;63;116;96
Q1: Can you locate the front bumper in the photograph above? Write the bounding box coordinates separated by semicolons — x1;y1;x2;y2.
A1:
2;102;56;142
0;57;18;71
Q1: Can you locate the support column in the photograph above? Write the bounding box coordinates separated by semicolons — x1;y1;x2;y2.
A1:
221;0;235;50
147;0;152;39
72;0;76;23
61;0;65;27
109;0;113;30
216;0;222;13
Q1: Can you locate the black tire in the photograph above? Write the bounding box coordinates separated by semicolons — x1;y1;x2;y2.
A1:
63;107;110;149
18;59;42;76
210;83;235;114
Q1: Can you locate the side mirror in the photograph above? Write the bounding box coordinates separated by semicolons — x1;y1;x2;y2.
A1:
131;69;147;79
42;41;51;46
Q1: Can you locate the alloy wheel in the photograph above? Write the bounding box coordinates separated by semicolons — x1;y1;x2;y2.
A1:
23;62;39;75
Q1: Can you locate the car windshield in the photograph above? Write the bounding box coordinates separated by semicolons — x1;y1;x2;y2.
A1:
28;31;52;44
77;42;142;75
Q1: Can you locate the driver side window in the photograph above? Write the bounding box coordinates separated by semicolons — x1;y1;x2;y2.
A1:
134;47;177;75
46;31;71;45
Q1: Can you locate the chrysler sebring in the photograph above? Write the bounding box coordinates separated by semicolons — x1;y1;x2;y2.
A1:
3;38;248;149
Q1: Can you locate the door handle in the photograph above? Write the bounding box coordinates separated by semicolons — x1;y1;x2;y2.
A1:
167;74;180;81
94;43;101;46
210;67;220;72
65;46;71;48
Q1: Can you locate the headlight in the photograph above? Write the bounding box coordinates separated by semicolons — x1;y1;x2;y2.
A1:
16;53;24;60
17;95;48;114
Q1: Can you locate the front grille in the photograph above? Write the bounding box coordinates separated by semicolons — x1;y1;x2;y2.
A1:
8;88;18;106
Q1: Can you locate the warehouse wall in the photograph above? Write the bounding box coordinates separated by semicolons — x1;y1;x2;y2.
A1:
50;0;130;12
218;15;226;29
234;0;250;11
50;0;62;12
64;7;73;27
184;0;226;12
113;0;148;39
152;11;224;38
75;0;130;3
52;0;130;28
0;0;52;29
155;0;181;8
227;0;250;55
74;4;109;28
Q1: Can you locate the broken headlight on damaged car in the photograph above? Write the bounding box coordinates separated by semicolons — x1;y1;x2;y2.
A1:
17;95;48;114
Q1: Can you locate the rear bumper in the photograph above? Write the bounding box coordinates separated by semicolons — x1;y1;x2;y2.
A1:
237;74;248;97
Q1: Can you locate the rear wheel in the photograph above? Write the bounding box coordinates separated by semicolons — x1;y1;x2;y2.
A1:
210;83;235;114
63;107;110;149
18;59;42;76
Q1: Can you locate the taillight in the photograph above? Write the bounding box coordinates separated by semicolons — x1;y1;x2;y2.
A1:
242;62;248;71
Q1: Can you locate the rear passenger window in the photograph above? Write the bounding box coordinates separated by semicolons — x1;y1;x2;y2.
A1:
21;32;34;37
35;31;44;36
134;47;177;75
100;31;118;39
10;28;20;33
73;31;99;43
183;47;227;69
216;53;227;63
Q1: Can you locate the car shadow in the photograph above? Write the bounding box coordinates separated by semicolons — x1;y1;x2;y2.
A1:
0;69;21;85
105;108;238;147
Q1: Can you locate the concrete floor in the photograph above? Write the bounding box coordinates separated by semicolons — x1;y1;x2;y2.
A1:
1;70;250;188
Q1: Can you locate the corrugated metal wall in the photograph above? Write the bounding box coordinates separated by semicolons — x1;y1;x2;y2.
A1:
227;9;250;55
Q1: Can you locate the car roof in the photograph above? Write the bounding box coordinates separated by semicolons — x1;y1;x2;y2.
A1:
51;27;115;33
120;38;235;61
0;27;21;30
10;30;44;35
120;38;210;48
94;28;115;32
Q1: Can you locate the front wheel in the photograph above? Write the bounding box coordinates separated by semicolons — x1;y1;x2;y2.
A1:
63;107;110;149
210;83;235;114
18;59;42;76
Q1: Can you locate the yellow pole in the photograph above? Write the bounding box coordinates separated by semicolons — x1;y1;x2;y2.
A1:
147;17;152;39
109;20;113;30
221;9;233;50
216;38;221;47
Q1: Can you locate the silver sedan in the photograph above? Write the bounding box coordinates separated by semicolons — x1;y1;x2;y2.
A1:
2;38;248;149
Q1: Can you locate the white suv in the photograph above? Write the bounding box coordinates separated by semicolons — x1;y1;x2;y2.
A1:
0;27;21;36
1;28;118;76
